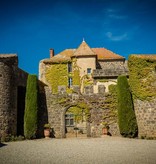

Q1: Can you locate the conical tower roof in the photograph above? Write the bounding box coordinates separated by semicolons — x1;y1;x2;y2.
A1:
72;40;96;57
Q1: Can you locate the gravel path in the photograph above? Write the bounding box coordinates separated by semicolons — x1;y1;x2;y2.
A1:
0;136;156;164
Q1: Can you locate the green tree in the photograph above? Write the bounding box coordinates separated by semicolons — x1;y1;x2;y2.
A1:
117;75;138;138
24;74;38;139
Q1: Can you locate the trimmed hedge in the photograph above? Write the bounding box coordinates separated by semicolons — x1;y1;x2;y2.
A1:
117;75;138;138
24;75;38;139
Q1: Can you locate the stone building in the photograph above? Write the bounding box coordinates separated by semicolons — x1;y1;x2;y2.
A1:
39;41;128;138
0;54;28;138
39;40;128;94
1;48;156;140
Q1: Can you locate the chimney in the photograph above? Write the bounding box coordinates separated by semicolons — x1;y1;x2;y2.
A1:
50;48;54;58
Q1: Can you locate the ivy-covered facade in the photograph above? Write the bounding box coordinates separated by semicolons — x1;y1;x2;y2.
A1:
38;41;128;138
128;55;156;139
39;40;128;94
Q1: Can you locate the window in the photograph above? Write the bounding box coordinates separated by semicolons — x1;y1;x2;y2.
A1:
68;63;72;73
87;68;91;74
65;113;74;126
68;77;72;88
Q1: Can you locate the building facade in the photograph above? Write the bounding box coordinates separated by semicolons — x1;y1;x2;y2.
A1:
39;40;128;94
1;44;155;140
39;41;128;138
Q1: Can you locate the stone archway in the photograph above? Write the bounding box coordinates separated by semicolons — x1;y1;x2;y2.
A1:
61;104;90;138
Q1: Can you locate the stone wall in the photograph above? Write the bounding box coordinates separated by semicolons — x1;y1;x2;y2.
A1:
134;99;156;139
17;68;28;87
37;82;48;138
44;87;119;138
0;55;18;138
98;60;127;70
44;87;65;138
93;60;128;78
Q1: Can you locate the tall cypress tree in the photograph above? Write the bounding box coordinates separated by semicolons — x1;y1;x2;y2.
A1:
24;74;38;139
117;75;138;138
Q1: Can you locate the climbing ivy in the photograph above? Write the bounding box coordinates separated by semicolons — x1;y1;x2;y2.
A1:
128;55;156;100
46;63;68;93
72;58;81;85
66;102;90;123
102;84;118;126
45;58;81;94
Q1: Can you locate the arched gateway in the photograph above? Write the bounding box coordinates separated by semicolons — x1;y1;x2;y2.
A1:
61;105;91;138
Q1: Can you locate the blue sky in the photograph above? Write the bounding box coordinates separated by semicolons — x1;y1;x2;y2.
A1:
0;0;156;75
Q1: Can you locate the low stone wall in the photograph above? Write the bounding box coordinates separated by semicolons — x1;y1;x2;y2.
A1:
134;99;156;139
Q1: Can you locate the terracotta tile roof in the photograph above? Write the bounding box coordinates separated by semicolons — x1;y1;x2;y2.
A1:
131;54;156;61
43;55;71;63
42;49;76;63
49;41;125;62
59;49;76;57
53;47;124;61
72;41;96;57
92;48;125;60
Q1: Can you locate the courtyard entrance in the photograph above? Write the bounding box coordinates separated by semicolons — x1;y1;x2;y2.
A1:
65;106;87;138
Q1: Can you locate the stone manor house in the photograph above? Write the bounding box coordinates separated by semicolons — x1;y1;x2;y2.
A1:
39;40;128;94
0;40;156;139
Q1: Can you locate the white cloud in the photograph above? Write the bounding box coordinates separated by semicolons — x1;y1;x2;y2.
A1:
105;8;127;20
106;32;128;41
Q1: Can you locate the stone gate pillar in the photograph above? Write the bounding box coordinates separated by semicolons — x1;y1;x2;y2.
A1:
0;54;18;138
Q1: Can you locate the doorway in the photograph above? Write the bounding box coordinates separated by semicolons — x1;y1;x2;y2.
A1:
65;106;87;138
17;86;26;136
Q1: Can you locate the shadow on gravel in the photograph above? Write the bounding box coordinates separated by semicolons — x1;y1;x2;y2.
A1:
0;143;7;148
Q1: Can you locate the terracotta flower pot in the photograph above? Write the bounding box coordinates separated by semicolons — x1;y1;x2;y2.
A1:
102;127;108;135
44;129;50;138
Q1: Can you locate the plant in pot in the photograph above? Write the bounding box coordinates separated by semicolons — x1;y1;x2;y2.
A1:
44;123;51;138
102;122;109;135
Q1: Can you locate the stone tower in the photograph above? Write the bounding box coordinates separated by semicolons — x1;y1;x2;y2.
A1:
0;54;18;138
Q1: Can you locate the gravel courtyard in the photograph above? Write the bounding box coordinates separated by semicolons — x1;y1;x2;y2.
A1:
0;136;156;164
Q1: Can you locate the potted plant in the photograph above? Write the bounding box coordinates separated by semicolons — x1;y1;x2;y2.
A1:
102;123;109;135
44;123;51;138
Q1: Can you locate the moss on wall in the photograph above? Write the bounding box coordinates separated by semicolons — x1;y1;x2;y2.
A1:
128;55;156;100
46;63;68;93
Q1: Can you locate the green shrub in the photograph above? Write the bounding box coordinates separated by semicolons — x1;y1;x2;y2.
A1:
117;75;138;138
24;74;38;139
0;135;25;142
